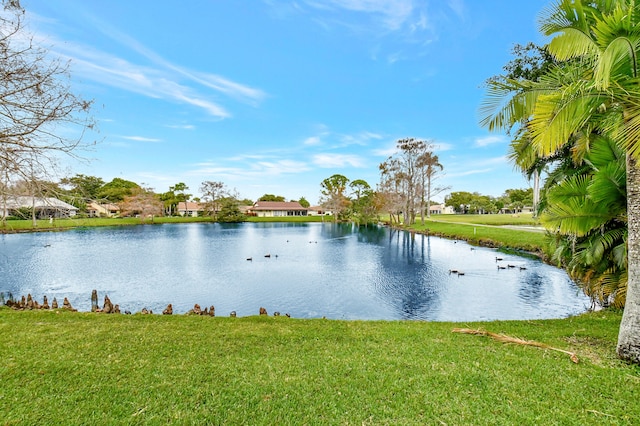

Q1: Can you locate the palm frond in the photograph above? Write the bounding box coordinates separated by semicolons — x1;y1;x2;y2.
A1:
548;28;601;62
529;86;607;156
452;328;579;363
538;0;590;37
594;37;640;88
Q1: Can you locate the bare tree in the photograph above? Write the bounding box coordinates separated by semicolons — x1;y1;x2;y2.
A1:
0;1;94;225
379;139;441;226
377;159;404;225
200;180;226;219
119;187;163;222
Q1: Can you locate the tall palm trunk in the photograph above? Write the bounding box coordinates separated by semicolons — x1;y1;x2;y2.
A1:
618;154;640;363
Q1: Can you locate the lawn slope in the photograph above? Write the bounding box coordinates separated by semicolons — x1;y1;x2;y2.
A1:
1;309;638;425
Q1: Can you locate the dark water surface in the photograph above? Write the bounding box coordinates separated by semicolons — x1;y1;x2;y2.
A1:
0;222;589;320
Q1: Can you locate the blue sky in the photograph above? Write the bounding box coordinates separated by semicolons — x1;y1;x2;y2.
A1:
24;0;549;204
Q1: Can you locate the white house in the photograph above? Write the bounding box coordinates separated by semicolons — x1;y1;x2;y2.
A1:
429;204;455;215
1;196;79;218
307;206;331;216
87;201;120;218
249;201;308;217
177;201;204;217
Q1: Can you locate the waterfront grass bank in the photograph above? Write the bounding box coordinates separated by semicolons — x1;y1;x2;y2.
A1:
1;308;637;424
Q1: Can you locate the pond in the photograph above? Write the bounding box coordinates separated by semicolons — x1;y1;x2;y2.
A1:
0;222;590;321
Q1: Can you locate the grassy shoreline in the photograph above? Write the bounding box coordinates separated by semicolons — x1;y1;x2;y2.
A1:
1;308;638;424
0;215;330;234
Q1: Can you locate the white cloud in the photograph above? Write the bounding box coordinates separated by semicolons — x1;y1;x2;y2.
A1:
339;131;383;146
318;0;414;31
253;160;311;175
304;136;323;146
31;12;265;118
475;135;507;147
122;135;162;143
165;124;196;130
446;168;493;178
313;153;366;168
371;145;397;157
447;0;467;21
189;158;311;179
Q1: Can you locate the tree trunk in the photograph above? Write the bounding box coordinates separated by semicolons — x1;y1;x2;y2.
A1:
617;154;640;364
532;169;540;217
31;195;37;227
426;173;432;220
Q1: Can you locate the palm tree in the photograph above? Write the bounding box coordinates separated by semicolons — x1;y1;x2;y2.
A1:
417;152;444;222
542;136;627;308
480;0;640;363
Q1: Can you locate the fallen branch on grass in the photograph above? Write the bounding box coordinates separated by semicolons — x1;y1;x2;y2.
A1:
452;328;579;364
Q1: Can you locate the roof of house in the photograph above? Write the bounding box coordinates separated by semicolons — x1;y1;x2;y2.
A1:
251;201;307;211
177;201;203;210
88;201;120;211
4;196;78;211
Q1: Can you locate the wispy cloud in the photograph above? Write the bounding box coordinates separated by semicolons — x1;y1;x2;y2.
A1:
303;128;382;149
122;135;163;143
446;168;493;178
339;131;383;146
165;124;196;130
31;11;266;119
311;0;415;31
313;153;366;168
190;158;311;179
475;135;507;147
304;136;323;146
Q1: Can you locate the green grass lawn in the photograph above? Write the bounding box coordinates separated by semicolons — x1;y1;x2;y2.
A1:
0;215;331;232
400;214;548;258
409;221;548;256
1;308;638;425
425;213;540;226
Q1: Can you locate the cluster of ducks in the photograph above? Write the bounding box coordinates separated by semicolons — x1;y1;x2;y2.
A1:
246;253;278;261
496;256;527;270
448;255;528;277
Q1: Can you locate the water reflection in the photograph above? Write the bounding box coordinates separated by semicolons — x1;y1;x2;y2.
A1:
0;222;589;321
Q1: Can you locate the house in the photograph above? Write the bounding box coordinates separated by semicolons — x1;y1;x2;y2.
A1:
307;206;331;216
429;204;455;215
238;205;253;215
87;201;120;218
249;201;308;217
1;196;79;218
499;206;534;215
177;201;204;217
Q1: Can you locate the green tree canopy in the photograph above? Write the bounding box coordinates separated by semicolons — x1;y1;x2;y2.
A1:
97;178;140;202
297;196;310;208
258;194;286;202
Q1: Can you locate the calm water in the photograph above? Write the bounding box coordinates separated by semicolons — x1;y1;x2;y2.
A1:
0;222;589;321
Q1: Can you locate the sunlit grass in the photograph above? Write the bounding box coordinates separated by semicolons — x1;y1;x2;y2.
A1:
0;215;331;232
409;220;548;256
1;308;637;424
427;213;540;226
